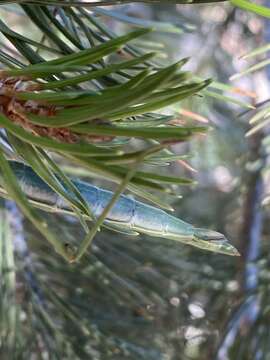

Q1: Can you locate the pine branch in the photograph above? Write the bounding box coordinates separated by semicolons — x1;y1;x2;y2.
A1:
0;0;227;6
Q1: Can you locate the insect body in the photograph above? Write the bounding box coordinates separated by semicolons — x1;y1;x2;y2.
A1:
4;161;239;256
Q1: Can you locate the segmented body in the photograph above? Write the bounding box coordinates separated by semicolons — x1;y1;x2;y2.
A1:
3;161;239;256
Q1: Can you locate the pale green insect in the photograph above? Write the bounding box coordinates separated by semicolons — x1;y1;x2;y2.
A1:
2;161;239;256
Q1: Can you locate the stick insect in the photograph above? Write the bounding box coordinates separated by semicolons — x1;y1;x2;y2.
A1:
0;161;239;256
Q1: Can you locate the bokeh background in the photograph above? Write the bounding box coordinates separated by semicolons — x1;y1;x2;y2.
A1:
1;2;269;359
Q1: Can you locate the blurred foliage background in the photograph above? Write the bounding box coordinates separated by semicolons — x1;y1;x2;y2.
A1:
0;1;270;359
